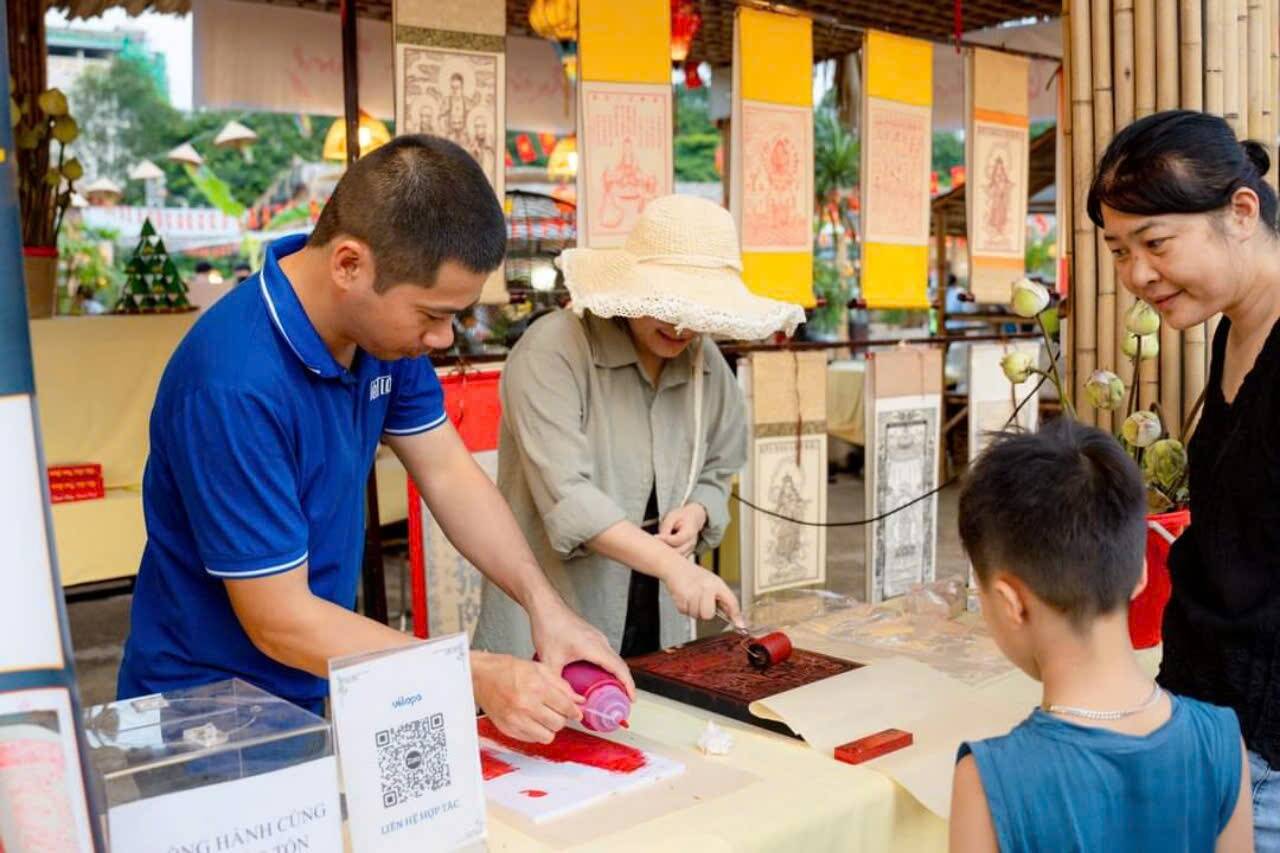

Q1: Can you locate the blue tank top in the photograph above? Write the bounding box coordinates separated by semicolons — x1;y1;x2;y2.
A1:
958;694;1242;852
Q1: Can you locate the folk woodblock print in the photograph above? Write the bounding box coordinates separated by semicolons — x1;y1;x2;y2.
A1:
401;46;501;187
970;121;1028;258
0;689;92;852
740;101;812;252
422;452;497;639
751;435;827;595
580;82;672;247
870;397;940;601
863;98;932;246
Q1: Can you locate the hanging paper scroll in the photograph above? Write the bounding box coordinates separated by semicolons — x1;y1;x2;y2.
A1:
737;351;828;600
393;0;508;303
966;48;1030;304
860;31;933;310
731;6;814;307
864;347;943;603
576;0;672;248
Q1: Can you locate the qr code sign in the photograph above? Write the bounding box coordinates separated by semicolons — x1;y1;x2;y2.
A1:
375;712;451;808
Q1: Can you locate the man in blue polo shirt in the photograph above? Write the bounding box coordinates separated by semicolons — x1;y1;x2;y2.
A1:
118;136;631;744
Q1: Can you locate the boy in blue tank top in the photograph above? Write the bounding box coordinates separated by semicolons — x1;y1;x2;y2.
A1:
951;420;1252;852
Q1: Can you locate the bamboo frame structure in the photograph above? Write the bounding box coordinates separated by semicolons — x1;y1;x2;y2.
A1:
1062;4;1077;397
1248;0;1265;141
1181;0;1207;428
1135;0;1157;118
1155;0;1184;429
1205;0;1225;118
1094;0;1117;431
1181;0;1203;110
1071;0;1100;426
1239;0;1251;136
1269;0;1279;187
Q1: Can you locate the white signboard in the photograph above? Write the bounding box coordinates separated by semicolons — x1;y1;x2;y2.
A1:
107;756;343;853
330;634;485;852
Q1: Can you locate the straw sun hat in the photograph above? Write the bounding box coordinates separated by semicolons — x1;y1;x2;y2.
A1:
556;194;806;341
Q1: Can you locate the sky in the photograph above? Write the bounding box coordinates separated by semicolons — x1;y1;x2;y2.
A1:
45;8;194;110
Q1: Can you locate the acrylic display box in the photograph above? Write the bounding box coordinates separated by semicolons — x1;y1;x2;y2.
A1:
83;679;343;853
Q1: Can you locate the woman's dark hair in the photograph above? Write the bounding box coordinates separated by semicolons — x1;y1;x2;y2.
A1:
1087;110;1278;233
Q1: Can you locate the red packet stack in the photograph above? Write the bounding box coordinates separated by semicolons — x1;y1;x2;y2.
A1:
47;463;105;503
834;729;914;765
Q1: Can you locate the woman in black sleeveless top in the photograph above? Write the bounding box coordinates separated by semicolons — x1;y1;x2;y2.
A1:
1088;110;1280;849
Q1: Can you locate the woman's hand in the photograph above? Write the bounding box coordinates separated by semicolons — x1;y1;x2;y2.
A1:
654;550;742;623
657;503;708;558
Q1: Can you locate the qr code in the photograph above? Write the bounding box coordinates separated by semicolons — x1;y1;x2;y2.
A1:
375;713;450;808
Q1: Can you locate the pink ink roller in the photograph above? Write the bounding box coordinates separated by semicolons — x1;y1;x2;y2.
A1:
561;661;631;733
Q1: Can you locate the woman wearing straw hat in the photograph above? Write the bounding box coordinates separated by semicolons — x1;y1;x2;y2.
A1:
473;195;804;658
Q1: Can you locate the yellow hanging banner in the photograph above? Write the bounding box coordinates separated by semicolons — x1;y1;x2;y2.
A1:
966;47;1031;304
859;30;934;310
731;6;815;308
575;0;673;248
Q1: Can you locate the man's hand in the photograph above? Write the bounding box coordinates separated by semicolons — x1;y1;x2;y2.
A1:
527;593;637;696
655;551;742;624
471;651;582;744
657;503;708;558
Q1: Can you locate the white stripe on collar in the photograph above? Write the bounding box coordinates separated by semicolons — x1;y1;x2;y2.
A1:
258;271;321;376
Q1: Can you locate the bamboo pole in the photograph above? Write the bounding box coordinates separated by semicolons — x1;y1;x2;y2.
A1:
1113;0;1138;419
1135;0;1158;118
1248;0;1265;140
1239;0;1251;136
1156;0;1183;428
1072;0;1100;426
1181;0;1204;110
1062;6;1077;397
1094;0;1117;432
1206;0;1226;117
1269;0;1278;187
1181;0;1207;432
1224;0;1242;133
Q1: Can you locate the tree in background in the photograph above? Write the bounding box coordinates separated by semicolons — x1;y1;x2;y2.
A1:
70;54;325;209
674;83;718;182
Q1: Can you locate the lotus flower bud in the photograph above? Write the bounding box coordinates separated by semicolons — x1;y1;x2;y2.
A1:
1122;411;1163;448
1085;370;1126;411
1125;301;1161;336
52;116;78;145
1001;351;1035;384
1010;277;1051;318
61;157;82;182
37;88;68;118
1144;439;1188;491
1122;332;1160;360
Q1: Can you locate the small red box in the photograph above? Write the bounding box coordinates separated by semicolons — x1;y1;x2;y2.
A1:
47;464;105;503
834;729;914;765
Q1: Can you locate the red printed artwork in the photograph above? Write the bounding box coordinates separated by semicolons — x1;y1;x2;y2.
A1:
580;81;673;247
740;101;812;252
480;748;517;781
476;718;647;774
970;121;1027;257
863;98;932;246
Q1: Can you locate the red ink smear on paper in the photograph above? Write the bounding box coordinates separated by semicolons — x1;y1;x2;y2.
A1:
520;789;548;798
477;718;647;774
480;748;517;781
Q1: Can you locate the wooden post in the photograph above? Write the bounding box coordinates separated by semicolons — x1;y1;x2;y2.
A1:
342;0;388;625
7;0;49;247
1135;0;1157;118
1181;0;1206;433
1062;7;1077;396
1094;0;1116;432
1072;0;1100;425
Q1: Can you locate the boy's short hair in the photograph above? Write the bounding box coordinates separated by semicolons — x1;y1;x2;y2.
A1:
958;418;1147;627
308;134;505;292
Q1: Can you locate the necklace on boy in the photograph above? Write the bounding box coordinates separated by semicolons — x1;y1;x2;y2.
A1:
1044;683;1163;721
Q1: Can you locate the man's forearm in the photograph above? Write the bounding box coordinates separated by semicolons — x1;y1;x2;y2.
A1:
251;596;416;678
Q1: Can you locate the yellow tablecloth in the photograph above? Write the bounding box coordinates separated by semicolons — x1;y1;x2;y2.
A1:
30;315;410;587
827;359;866;447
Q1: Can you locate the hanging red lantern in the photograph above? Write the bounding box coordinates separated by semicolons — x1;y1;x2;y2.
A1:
538;132;558;156
670;0;702;63
950;165;966;187
931;171;939;196
515;133;538;164
683;61;703;88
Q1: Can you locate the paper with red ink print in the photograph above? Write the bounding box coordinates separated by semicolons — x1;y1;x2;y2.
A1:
740;101;812;253
477;718;684;824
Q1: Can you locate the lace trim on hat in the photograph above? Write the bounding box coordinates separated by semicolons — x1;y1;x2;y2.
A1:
569;292;805;341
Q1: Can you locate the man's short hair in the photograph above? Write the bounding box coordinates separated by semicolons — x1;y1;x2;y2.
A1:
958;418;1147;627
308;134;505;292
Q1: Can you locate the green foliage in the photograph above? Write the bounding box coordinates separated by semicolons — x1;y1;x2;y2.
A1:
58;222;124;311
70;54;325;209
809;256;851;336
182;163;246;217
814;111;858;199
674;83;718;182
932;130;964;176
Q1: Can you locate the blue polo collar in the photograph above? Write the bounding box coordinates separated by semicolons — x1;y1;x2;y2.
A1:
258;234;346;380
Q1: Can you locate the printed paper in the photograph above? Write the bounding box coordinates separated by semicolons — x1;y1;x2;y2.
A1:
398;45;503;188
740;101;812;253
970;121;1028;258
862;98;932;246
750;435;828;595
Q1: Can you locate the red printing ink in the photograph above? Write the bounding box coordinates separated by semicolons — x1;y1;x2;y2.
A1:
477;718;647;774
480;748;517;781
520;789;548;798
